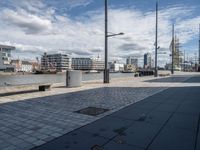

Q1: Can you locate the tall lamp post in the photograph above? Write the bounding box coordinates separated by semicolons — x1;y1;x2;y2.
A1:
104;0;124;83
171;24;175;74
199;24;200;65
154;1;158;77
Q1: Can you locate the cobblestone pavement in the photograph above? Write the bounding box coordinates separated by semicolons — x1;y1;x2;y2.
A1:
0;73;199;150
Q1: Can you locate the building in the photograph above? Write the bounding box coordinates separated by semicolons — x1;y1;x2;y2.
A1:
21;61;33;72
72;58;104;71
126;57;138;68
144;53;151;69
0;45;15;72
11;59;33;72
11;59;22;72
91;58;104;70
109;61;124;72
72;58;92;70
41;53;70;72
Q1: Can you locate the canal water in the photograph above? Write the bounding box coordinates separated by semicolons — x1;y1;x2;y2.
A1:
0;72;134;87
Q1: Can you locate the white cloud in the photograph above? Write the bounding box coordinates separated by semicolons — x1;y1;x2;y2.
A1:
1;9;53;34
66;0;93;8
0;1;199;67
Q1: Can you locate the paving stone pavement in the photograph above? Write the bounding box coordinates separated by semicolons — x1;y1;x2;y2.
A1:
33;76;200;150
0;74;199;150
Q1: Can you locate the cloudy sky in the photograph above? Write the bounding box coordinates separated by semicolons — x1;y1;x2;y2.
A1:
0;0;199;66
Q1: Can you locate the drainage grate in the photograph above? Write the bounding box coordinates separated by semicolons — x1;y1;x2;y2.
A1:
75;107;109;116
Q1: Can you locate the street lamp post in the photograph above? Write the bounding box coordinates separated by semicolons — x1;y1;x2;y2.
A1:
199;24;200;65
104;0;109;83
104;0;124;83
171;24;175;74
154;1;158;77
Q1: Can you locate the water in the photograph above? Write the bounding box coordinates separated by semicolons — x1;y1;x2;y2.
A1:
0;72;134;87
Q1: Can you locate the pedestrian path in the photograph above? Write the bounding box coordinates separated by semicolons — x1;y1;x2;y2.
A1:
33;76;200;150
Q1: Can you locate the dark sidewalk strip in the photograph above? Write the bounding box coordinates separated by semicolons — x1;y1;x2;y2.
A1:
33;83;200;150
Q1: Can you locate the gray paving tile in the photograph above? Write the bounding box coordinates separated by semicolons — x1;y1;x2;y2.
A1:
1;76;199;150
103;141;144;150
154;103;178;113
148;127;196;150
145;110;172;125
111;107;150;121
32;130;108;150
177;104;200;116
80;116;133;139
133;101;160;110
166;113;199;131
2;145;17;150
113;122;162;149
196;125;200;150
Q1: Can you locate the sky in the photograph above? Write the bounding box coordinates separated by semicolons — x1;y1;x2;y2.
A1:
0;0;199;67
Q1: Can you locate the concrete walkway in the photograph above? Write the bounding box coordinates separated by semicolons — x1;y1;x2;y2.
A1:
33;76;200;150
0;73;200;150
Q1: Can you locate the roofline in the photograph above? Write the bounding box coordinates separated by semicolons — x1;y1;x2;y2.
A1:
0;45;15;50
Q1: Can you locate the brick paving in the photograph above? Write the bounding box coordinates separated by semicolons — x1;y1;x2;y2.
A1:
0;73;199;150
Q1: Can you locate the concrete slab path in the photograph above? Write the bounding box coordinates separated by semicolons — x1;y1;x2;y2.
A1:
32;76;200;150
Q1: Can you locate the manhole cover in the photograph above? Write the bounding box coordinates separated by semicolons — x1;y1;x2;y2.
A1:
75;107;109;116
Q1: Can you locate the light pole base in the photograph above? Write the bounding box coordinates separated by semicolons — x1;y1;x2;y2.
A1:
104;69;110;83
154;69;158;77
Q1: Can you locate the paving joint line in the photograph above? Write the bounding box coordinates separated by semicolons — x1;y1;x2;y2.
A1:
100;88;174;149
145;90;184;150
194;113;200;150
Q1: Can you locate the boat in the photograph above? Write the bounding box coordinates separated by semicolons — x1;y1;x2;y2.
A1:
85;70;101;74
122;70;134;73
34;70;57;74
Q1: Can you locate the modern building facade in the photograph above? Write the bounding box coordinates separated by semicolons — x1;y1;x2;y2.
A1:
0;45;15;71
72;58;104;70
41;53;70;72
91;58;104;70
126;57;138;68
144;53;151;69
72;58;93;70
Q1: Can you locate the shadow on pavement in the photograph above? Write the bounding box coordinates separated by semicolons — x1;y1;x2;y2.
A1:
32;86;200;150
145;75;200;83
0;90;39;97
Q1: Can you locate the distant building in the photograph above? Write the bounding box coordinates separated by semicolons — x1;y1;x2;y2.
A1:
11;59;22;72
91;57;104;70
41;53;70;72
109;61;124;72
126;57;138;68
72;58;93;70
0;45;15;72
11;59;33;72
72;58;104;71
165;63;181;71
144;53;151;69
21;61;33;72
